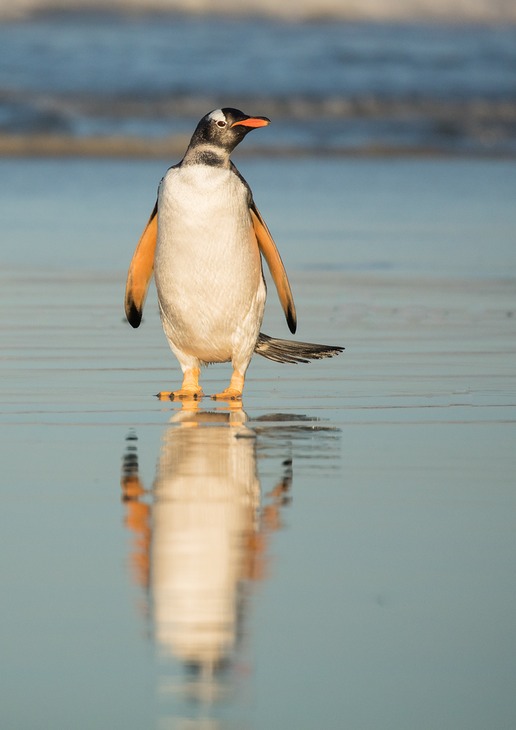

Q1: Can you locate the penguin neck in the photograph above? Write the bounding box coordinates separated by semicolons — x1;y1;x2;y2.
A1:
182;144;231;168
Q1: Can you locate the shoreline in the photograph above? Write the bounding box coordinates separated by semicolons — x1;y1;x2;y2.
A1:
2;3;516;24
1;133;514;159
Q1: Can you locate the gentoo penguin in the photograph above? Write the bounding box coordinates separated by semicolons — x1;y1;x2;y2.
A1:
125;108;343;400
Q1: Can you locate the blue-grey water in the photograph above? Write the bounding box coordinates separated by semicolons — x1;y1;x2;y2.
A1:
1;12;516;154
1;156;516;729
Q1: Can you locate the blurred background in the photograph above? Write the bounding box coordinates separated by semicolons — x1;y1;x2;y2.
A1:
1;0;515;158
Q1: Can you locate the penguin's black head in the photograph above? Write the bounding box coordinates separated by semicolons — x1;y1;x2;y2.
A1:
186;108;270;159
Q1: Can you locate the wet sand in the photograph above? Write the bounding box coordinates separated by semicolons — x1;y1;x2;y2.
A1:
1;157;515;729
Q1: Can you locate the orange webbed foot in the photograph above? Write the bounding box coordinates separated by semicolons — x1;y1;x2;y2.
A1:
157;388;204;401
211;370;245;401
156;368;203;401
211;388;242;401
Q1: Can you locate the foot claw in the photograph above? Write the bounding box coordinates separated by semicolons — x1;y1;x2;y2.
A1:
157;389;203;401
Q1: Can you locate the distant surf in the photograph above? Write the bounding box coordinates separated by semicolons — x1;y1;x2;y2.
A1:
2;0;516;22
1;10;515;156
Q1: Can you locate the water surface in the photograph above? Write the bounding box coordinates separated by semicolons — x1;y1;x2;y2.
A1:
1;157;515;729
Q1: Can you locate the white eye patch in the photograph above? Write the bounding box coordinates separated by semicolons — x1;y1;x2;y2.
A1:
208;109;227;125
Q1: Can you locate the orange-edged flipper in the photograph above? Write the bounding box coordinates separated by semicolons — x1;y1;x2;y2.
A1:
125;201;158;328
250;204;297;334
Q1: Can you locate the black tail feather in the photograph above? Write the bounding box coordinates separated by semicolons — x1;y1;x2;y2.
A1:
255;333;344;364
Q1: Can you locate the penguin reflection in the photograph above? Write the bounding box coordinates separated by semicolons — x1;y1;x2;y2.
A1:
121;403;291;683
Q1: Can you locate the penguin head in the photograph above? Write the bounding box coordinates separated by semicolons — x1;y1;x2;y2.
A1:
187;108;270;158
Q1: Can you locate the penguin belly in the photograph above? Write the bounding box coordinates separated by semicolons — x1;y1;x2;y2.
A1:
154;165;266;370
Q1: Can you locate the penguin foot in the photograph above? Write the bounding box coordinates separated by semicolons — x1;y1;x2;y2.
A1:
157;388;204;401
211;388;242;401
157;367;203;400
211;370;245;401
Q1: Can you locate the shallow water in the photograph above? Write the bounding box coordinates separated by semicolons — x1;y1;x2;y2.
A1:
1;157;516;729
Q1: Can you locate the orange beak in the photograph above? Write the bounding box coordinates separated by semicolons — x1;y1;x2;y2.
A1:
231;116;270;129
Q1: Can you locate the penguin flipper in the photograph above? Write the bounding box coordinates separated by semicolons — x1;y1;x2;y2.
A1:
125;201;158;328
250;204;297;334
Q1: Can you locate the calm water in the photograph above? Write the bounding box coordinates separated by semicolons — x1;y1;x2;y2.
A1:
1;12;516;154
1;157;515;276
1;156;516;728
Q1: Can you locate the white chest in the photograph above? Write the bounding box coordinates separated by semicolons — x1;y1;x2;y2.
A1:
156;165;251;255
153;163;266;361
155;163;261;290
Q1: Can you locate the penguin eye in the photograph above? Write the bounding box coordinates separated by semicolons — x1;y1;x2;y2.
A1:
216;120;227;128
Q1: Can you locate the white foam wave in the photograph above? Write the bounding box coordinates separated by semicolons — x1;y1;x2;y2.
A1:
3;0;516;22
